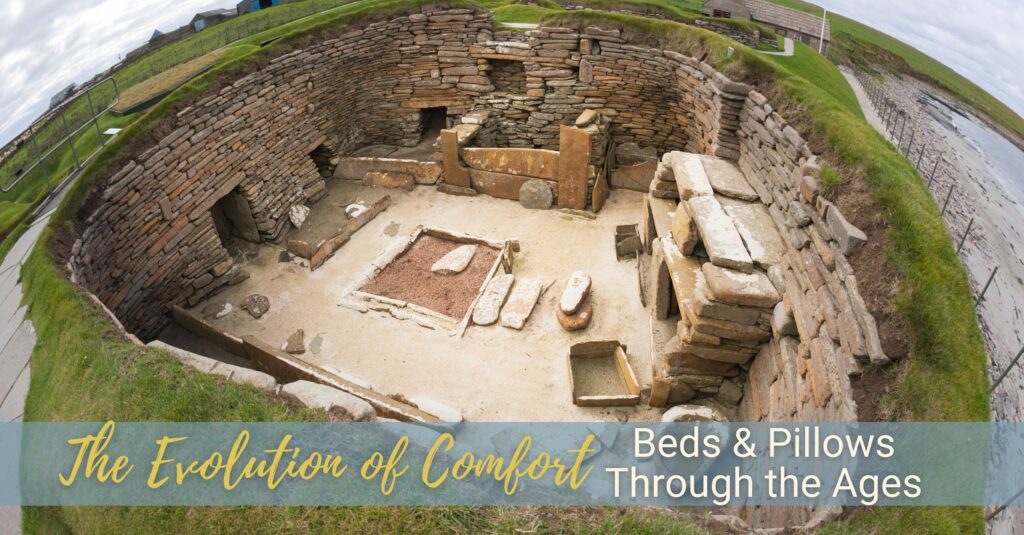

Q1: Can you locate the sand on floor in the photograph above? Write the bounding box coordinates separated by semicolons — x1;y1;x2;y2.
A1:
195;179;663;422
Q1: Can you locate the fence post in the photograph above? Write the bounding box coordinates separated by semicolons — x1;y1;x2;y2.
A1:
941;184;955;216
905;126;916;156
990;344;1024;393
957;217;974;254
976;267;998;305
897;115;908;149
927;158;941;189
60;109;82;169
916;145;926;170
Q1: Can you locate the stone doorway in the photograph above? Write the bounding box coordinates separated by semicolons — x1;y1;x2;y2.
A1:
211;188;260;245
420;107;447;142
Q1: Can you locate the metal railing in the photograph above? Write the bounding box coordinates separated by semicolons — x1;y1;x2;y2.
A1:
1;77;120;194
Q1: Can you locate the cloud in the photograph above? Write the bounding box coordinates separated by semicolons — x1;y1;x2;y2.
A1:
0;0;225;145
2;0;1023;147
817;0;1024;120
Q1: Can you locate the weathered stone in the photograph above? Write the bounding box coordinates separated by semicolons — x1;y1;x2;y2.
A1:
611;161;657;192
665;151;713;199
240;294;270;319
464;147;560;180
288;204;310;228
688;196;754;273
661;404;729;423
701;263;781;308
716;379;744;405
363;171;415;191
575;109;599;127
688;312;771;343
771;301;799;337
671;203;699;255
519;179;554;209
557;302;593;331
473;274;514;326
800;175;819;203
500;277;544;329
431;244;478;275
650;239;672;320
284;329;305;354
701;157;759;201
723;202;786;268
281;380;374;421
826;204;868;255
559;271;592;314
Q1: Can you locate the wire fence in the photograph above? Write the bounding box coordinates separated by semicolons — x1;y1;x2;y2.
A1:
853;68;1024;396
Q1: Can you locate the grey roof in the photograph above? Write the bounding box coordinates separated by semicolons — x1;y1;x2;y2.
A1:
193;8;237;20
745;0;830;40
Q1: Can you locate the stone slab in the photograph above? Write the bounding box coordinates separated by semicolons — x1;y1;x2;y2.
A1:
560;271;592;314
671;203;699;255
610;161;657;192
664;151;713;200
335;157;441;185
701;157;759;201
473;274;515;326
462;147;560;180
431;244;477;275
701;263;782;308
688;196;754;272
281;380;374;421
724;202;787;268
500;277;544;329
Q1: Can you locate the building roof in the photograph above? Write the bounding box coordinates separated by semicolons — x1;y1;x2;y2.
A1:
150;29;164;41
745;0;830;40
192;8;237;22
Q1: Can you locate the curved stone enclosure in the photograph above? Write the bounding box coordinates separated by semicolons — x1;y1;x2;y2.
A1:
68;3;883;443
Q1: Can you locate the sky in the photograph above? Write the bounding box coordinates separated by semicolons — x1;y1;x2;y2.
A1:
1;0;1024;146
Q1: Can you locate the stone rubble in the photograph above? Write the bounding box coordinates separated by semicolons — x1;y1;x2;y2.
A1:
240;294;270;319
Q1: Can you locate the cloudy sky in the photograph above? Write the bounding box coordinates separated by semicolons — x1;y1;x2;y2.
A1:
1;0;1024;146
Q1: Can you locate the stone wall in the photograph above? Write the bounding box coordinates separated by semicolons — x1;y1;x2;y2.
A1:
68;5;885;442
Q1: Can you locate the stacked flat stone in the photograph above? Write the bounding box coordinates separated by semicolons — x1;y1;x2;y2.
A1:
650;152;785;408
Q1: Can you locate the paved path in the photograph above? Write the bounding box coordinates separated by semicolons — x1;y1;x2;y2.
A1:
0;212;49;534
758;37;793;57
840;69;887;132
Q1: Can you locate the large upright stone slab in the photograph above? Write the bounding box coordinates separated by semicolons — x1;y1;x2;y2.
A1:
664;152;713;200
557;125;590;210
473;274;514;326
701;157;759;201
701;263;782;308
500;277;544;329
687;196;754;273
723;202;787;268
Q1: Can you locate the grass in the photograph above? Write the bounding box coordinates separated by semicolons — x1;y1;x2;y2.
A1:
0;112;137;249
113;50;227;114
763;39;862;118
762;0;1024;143
14;1;990;533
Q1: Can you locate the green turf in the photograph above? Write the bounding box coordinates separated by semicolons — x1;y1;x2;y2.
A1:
764;39;862;117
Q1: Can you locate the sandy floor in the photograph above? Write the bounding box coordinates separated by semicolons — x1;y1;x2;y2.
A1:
194;179;663;422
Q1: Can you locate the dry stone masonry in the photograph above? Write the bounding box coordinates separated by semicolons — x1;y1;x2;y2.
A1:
68;4;884;449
